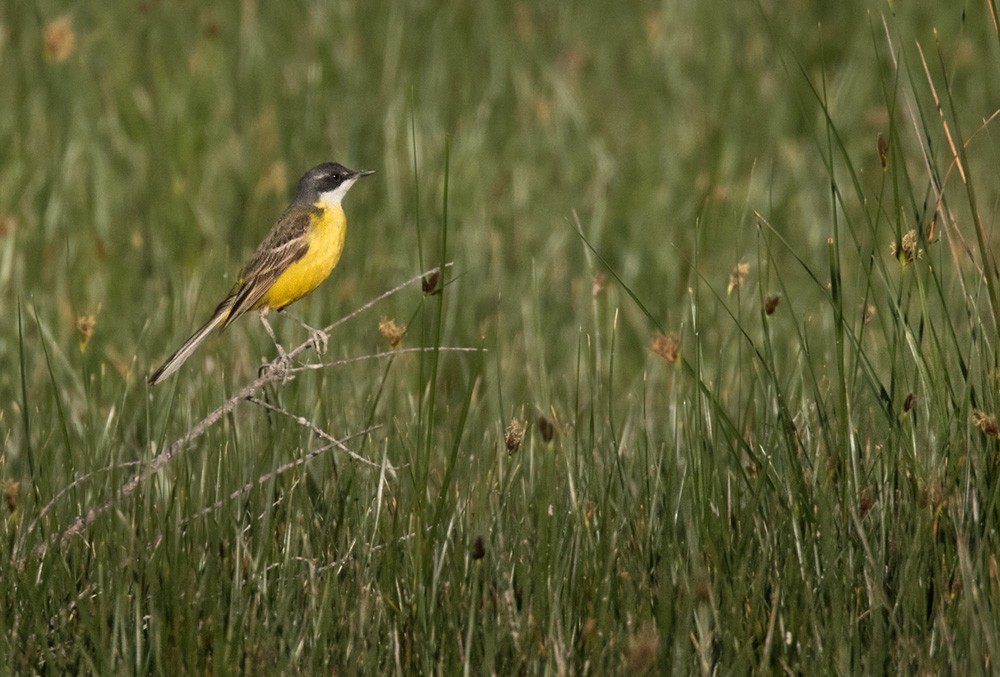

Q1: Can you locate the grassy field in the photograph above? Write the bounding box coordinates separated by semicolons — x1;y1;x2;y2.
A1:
3;1;1000;673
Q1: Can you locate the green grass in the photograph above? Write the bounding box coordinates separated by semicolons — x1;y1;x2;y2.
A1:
3;1;1000;673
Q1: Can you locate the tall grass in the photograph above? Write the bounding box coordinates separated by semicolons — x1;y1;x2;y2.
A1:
2;1;1000;673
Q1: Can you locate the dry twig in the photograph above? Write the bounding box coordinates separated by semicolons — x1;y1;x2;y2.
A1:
27;264;451;564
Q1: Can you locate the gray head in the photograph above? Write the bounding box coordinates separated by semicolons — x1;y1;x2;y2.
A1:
294;162;375;207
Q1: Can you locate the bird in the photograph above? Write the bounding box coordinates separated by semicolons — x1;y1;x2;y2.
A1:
148;161;374;385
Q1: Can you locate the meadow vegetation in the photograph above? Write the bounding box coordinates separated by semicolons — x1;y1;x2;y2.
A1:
2;1;1000;673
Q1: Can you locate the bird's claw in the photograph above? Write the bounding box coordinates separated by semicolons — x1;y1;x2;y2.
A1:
309;327;329;355
266;352;294;384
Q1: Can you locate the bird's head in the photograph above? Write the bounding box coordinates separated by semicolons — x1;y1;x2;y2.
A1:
296;162;375;207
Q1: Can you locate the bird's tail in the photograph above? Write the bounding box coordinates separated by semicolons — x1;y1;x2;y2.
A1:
148;310;228;385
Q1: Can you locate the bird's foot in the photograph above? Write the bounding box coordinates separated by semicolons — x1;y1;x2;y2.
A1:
308;326;329;355
265;352;294;384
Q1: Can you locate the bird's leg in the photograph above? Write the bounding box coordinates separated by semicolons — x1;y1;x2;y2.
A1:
277;309;329;355
260;308;291;381
258;310;285;357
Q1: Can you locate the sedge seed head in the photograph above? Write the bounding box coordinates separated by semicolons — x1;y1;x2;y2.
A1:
0;216;16;238
859;486;876;518
764;295;780;316
625;625;660;673
378;317;405;348
877;133;889;170
43;16;76;62
3;480;17;514
422;271;440;295
505;418;526;453
891;229;922;264
972;410;1000;440
592;272;607;298
650;330;680;363
727;261;750;295
470;536;486;561
77;314;96;353
537;415;555;443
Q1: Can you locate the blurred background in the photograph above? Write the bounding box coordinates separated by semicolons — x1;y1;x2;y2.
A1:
0;2;994;381
2;1;1000;672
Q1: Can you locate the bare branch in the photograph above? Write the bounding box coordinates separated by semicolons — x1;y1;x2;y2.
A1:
170;425;381;535
14;461;143;563
29;264;450;564
289;346;482;373
246;397;391;471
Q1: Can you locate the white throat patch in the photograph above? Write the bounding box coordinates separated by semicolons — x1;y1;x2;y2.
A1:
317;177;358;208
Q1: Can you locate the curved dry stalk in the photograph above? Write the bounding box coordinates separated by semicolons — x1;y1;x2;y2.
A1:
160;425;381;544
289;346;482;373
14;461;143;562
27;264;451;565
246;397;390;471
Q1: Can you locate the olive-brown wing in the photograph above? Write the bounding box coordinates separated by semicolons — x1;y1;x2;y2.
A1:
219;210;312;327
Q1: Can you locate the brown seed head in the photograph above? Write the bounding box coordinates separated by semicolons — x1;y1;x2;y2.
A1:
43;16;76;62
592;272;607;298
256;161;288;196
3;480;17;514
0;216;16;238
650;330;680;363
422;271;440;295
625;624;660;673
692;575;711;603
764;294;780;316
537;415;555;443
891;229;921;264
77;314;96;353
505;418;525;453
859;486;876;518
514;3;535;41
378;317;406;348
972;410;1000;440
203;19;222;39
533;96;553;125
877;133;889;170
727;261;750;295
470;536;486;561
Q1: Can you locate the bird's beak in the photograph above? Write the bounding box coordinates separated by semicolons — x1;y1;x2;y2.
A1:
356;169;376;177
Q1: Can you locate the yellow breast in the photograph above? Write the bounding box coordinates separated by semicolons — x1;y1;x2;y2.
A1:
259;203;347;311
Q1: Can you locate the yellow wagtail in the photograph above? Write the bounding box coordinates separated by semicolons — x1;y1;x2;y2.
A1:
148;162;374;385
